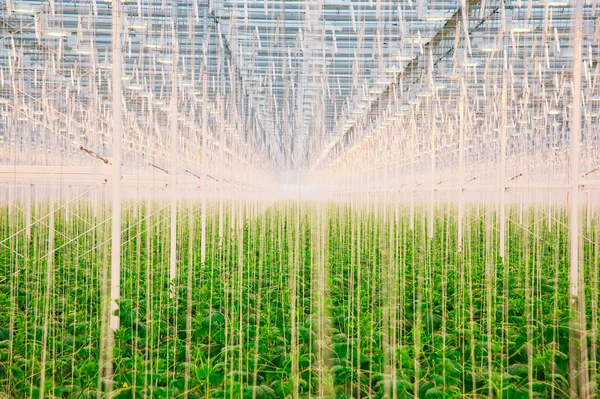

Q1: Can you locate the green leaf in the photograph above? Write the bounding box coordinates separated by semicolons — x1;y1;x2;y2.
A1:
425;387;445;398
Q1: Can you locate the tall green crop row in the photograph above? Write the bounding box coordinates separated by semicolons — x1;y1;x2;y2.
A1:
0;200;598;398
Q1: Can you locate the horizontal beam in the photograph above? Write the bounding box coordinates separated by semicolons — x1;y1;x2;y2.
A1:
0;165;260;190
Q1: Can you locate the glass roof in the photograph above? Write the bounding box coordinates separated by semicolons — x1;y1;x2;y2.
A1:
0;0;598;182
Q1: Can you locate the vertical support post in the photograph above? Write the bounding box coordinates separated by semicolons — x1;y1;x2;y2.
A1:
104;4;122;391
169;5;178;286
39;195;55;399
383;134;388;224
218;100;225;243
499;51;508;259
410;110;415;230
7;180;13;218
429;100;436;239
569;0;586;397
110;0;122;333
25;184;31;240
200;70;208;264
428;49;435;239
457;83;465;251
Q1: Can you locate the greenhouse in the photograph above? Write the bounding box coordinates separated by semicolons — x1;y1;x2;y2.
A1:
0;0;599;397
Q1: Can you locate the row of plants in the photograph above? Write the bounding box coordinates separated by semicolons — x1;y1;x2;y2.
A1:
0;200;598;398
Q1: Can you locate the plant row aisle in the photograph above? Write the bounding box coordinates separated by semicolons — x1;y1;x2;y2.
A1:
1;200;599;398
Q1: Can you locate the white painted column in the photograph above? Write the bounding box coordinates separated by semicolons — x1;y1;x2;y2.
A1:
429;100;436;239
569;0;586;397
457;84;465;251
410;111;415;230
200;70;208;264
110;0;122;333
25;184;32;240
169;7;178;286
569;0;583;307
499;51;508;259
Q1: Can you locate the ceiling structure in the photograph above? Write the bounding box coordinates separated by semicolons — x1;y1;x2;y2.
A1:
0;0;599;182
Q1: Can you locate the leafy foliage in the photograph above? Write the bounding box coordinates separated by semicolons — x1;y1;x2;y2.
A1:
0;202;598;398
